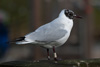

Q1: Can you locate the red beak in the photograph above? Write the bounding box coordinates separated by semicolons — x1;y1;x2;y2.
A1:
74;15;82;19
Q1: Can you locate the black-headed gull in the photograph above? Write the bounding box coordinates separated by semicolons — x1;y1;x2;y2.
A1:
10;9;82;61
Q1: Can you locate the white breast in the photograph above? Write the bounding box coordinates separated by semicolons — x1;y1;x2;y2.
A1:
56;32;70;46
55;17;74;47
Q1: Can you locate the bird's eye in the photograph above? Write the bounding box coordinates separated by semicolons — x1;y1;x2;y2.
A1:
68;13;73;16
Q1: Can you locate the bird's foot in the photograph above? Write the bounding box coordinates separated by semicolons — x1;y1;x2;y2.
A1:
54;58;62;63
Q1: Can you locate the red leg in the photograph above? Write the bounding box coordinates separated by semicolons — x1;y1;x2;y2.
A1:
53;46;57;61
47;49;50;60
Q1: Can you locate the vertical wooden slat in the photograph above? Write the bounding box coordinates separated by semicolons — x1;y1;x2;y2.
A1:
83;0;94;58
30;0;43;60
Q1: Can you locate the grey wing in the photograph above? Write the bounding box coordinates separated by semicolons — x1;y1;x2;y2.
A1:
25;23;67;42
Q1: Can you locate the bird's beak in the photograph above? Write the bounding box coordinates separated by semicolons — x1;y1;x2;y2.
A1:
74;15;82;19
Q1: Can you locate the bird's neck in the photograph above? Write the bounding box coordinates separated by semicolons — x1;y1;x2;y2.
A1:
58;14;73;32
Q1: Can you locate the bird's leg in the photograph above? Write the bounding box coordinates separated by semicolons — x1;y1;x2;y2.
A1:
53;46;57;61
47;49;50;60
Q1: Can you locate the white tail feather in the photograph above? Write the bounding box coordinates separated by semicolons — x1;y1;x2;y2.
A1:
16;41;32;44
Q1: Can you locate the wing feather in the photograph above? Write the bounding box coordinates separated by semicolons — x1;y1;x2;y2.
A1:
25;20;67;42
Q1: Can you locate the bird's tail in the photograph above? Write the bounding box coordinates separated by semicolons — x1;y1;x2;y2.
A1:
8;37;31;44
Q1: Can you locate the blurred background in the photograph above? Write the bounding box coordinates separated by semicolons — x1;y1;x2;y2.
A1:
0;0;100;63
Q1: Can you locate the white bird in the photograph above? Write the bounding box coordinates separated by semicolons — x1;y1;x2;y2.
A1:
10;9;82;61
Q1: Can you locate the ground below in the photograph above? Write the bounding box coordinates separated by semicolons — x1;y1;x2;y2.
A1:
0;59;100;67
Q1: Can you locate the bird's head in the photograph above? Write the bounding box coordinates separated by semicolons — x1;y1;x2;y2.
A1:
64;9;82;19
